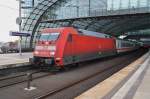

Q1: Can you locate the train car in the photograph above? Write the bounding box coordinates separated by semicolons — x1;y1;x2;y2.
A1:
140;38;150;48
116;39;139;53
30;27;117;68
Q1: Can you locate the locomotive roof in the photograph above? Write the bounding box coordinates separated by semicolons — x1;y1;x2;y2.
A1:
41;27;112;38
41;27;65;33
78;29;112;38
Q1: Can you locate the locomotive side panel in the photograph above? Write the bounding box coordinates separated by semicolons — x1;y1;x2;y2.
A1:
62;34;116;65
54;27;79;66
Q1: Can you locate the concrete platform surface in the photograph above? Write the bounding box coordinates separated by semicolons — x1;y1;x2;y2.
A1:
76;51;150;99
0;53;32;69
132;56;150;99
112;51;150;99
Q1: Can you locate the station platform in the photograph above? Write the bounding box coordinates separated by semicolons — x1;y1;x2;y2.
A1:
0;53;32;69
76;50;150;99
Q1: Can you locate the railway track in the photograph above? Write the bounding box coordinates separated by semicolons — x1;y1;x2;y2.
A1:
0;70;53;88
35;57;133;99
0;49;147;99
35;49;147;99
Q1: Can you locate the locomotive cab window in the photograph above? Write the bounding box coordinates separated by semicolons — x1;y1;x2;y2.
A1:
39;33;60;41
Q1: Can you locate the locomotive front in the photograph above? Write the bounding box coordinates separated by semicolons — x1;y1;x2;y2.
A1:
30;31;60;65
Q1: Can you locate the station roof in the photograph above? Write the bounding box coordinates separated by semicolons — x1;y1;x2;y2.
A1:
21;0;150;47
125;34;150;40
40;13;150;36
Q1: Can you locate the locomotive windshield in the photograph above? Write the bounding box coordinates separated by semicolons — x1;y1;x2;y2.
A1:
39;33;60;41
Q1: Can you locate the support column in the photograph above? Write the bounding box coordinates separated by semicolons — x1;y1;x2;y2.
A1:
19;0;22;56
111;0;114;10
119;0;122;10
147;0;150;11
32;0;34;7
89;0;91;16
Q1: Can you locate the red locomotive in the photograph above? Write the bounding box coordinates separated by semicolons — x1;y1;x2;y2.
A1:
30;27;139;69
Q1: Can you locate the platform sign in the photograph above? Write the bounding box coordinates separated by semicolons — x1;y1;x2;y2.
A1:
9;31;31;56
9;31;31;37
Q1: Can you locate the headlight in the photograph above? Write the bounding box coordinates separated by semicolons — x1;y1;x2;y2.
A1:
34;51;39;54
48;46;56;50
50;52;55;55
